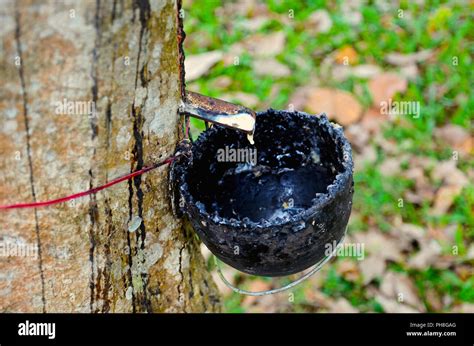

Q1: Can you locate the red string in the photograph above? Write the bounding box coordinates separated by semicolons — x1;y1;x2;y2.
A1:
0;156;176;210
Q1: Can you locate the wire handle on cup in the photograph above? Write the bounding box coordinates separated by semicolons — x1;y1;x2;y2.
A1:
214;231;347;296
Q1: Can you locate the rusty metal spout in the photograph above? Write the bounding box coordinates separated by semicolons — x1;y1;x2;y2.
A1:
181;91;256;134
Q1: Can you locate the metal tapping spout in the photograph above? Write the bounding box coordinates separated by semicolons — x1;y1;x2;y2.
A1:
180;91;256;134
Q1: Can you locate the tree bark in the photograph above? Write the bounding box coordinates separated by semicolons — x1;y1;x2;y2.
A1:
0;0;220;312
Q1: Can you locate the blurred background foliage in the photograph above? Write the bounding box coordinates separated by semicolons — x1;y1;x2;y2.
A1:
182;0;473;312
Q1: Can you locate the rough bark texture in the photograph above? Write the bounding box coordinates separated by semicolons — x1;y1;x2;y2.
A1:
0;0;220;312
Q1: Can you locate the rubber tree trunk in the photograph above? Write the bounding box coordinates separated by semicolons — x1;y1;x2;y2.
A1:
0;0;220;312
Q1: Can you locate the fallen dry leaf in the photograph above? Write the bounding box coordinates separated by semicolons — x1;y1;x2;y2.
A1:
243;281;292;313
375;294;419;313
336;259;360;282
355;227;407;286
360;107;385;134
185;51;223;81
341;5;362;26
400;64;419;81
425;288;443;311
392;224;450;268
329;298;358;313
304;289;331;308
380;272;425;311
244;31;286;57
217;0;269;18
345;124;370;151
305;88;363;126
212;75;232;88
403;167;435;204
359;255;385;285
467;168;474;184
443;294;453;308
246;294;283;313
452;303;474;313
373;133;399;155
221;92;259;109
435;124;473;156
319;54;337;81
242;279;272;308
325;64;382;83
408;156;436;170
466;244;474;260
408;239;442;269
385;49;433;66
306;9;332;34
368;72;408;107
239;16;269;31
431;185;463;216
351;64;382;79
431;160;469;188
403;167;426;186
455;264;474;281
222;31;286;66
252;58;291;77
223;44;245;66
288;86;315;110
305;291;358;313
354;146;377;172
439;224;458;244
352;229;403;262
330;65;352;82
391;223;425;251
335;45;358;65
403;188;434;205
425;82;450;101
379;157;402;177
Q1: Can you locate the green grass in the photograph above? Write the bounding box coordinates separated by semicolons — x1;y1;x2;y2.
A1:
413;268;474;307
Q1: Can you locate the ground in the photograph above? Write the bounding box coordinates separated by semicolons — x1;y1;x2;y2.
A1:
181;0;473;313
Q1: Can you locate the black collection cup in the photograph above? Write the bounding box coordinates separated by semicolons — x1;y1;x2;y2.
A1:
171;109;354;276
